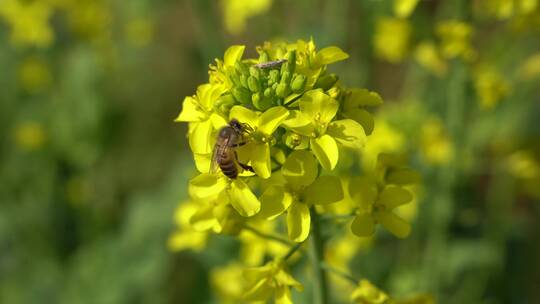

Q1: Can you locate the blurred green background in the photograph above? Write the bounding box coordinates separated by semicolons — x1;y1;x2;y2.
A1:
1;0;539;303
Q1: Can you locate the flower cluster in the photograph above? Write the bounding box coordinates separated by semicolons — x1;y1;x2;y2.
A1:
174;39;420;302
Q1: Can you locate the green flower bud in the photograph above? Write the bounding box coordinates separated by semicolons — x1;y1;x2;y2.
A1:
280;62;289;75
235;61;249;75
286;50;296;73
215;94;236;113
314;73;339;90
263;87;275;98
268;70;280;84
291;74;306;93
258;51;269;63
248;76;261;92
276;83;290;98
280;71;292;85
249;66;260;79
252;93;273;110
232;87;252;104
230;73;241;86
240;74;248;88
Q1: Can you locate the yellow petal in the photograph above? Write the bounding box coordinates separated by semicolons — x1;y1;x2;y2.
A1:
189;204;218;231
282;110;315;136
259;185;294;219
394;0;420;18
193;153;211;173
305;175;344;205
257;106;289;135
376;211;411;238
189;173;227;200
243;277;273;301
282;150;318;189
230;179;261;217
351;213;375;237
275;287;293;304
189;120;213;154
299;89;339;124
327;119;367;149
314;46;349;66
344;108;374;135
287;203;311;242
251;143;272;179
310;135;339;171
348;176;377;210
175;96;206;122
210;112;228;129
224;45;245;66
378;186;413;210
230;105;259;128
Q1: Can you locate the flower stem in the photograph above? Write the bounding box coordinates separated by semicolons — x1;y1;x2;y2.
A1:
309;207;329;304
243;225;293;246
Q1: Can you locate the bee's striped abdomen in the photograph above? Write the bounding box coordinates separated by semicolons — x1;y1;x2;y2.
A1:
218;149;238;179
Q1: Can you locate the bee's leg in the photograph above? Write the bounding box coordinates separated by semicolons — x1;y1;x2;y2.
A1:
231;141;247;148
235;151;254;172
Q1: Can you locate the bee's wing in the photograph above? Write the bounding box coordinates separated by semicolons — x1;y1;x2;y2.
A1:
210;136;231;174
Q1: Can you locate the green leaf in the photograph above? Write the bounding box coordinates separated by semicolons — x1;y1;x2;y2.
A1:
378;186;413;210
258;106;289;135
259;185;293;219
310;135;339;170
282;150;318;189
299;89;338;125
287;203;311;242
189;119;214;154
314;46;349;65
304;175;343;205
224;45;246;66
375;211;411;238
327;119;367;149
230;179;261;217
175;96;206;122
351;213;375;237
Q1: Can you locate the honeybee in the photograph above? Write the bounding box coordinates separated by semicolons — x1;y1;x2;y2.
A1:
211;119;254;179
253;59;287;69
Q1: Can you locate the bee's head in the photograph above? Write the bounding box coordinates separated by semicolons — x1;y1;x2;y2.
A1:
229;119;244;133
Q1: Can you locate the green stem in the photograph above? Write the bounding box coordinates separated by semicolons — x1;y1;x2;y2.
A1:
282;242;303;261
243;225;293;246
309;207;329;304
320;262;358;285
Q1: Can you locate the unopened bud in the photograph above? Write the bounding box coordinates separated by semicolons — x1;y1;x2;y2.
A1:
314;73;338;90
291;74;306;93
248;76;261;92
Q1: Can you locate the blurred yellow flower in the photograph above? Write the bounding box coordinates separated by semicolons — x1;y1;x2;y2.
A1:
436;20;476;61
351;279;390;304
14;121;46;151
18;57;53;93
518;52;540;80
168;201;209;252
506;150;539;179
125;18;154;47
239;220;290;266
473;66;510;110
420;118;454;165
222;0;272;35
363;119;405;173
211;263;246;304
474;0;538;19
374;17;411;63
414;41;448;77
393;0;420;18
243;260;303;303
0;0;54;48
